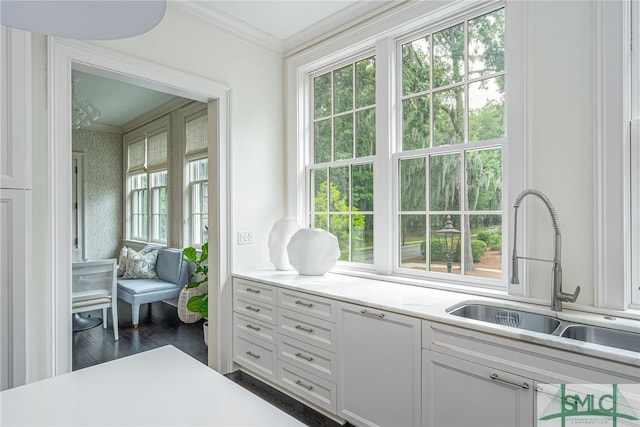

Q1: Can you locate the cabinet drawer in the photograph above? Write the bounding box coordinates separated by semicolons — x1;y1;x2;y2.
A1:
278;308;337;352
233;278;276;305
233;295;277;324
234;334;277;383
278;288;336;322
233;313;276;344
277;335;337;383
277;361;337;414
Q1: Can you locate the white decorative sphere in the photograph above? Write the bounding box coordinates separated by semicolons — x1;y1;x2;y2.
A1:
287;228;341;276
268;217;301;270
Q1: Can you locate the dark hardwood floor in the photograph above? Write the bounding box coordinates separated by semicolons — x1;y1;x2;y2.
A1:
72;299;208;370
73;299;346;426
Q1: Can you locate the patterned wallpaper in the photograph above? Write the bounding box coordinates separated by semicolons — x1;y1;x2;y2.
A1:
72;128;123;260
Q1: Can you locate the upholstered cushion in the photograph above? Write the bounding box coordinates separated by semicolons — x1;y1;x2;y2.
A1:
117;247;128;276
155;248;188;285
122;248;159;279
117;278;179;294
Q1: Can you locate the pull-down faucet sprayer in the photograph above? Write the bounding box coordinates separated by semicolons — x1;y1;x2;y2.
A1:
511;189;580;311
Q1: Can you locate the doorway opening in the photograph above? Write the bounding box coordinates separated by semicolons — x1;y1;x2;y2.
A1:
48;38;231;376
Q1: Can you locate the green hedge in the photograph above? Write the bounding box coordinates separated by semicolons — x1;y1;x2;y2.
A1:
420;238;487;263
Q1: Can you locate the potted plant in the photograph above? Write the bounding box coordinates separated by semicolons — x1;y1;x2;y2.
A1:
183;239;208;344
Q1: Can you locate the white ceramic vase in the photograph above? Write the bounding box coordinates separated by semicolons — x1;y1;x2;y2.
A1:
268;217;300;270
287;228;341;276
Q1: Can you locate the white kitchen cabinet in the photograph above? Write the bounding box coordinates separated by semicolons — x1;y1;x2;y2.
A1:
421;319;639;427
338;301;421;427
423;350;534;427
232;279;340;416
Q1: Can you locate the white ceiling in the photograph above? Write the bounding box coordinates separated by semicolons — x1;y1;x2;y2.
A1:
200;0;361;40
73;0;399;130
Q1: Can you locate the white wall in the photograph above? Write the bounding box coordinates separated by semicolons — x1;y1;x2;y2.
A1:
90;5;286;271
525;1;595;305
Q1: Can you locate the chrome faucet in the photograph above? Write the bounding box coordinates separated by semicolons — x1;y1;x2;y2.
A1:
511;189;580;311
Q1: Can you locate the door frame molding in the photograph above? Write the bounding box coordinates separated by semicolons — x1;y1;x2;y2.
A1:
48;38;232;375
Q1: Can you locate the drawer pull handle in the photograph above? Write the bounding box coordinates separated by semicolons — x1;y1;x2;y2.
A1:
246;306;261;312
246;288;261;294
360;309;385;318
295;325;314;333
295;352;314;362
246;324;261;331
295;379;314;390
295;300;314;308
246;351;261;359
490;373;529;390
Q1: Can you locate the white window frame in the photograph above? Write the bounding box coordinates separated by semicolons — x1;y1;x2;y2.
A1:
124;116;169;244
182;104;209;248
288;0;523;292
307;51;377;267
393;7;506;289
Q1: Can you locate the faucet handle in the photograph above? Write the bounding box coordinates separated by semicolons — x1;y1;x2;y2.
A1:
560;285;580;303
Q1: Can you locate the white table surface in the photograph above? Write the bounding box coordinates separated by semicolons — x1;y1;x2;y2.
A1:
1;346;304;426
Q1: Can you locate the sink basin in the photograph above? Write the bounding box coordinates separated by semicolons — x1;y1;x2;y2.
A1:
449;304;561;334
559;325;640;353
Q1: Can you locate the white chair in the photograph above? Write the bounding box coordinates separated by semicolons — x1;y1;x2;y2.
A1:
72;259;119;340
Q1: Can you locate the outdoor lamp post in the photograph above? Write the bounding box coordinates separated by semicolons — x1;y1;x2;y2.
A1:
437;215;461;273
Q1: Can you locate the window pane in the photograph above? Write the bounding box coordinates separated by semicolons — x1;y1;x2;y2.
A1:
399;214;426;270
335;114;354;160
429;214;461;275
433;86;465;147
430;153;461;211
355;57;376;108
433;23;465;88
356;108;376;158
189;159;208;181
150;170;167;187
466;148;502;211
311;168;328;212
468;9;505;79
469;76;505;142
402;36;430;95
314;73;332;118
352;163;373;212
333;64;353;114
352;214;373;264
402;95;430;151
329;166;349;212
464;214;502;279
399;157;426;211
329;214;349;261
314;119;332;163
313;214;328;230
131;173;147;190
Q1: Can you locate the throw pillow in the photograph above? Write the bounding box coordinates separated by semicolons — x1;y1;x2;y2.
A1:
122;248;159;279
117;246;129;277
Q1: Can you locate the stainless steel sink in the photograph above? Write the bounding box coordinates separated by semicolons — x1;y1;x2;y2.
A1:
559;324;640;353
448;304;561;334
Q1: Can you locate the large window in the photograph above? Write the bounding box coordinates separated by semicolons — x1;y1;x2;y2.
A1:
184;107;209;247
397;9;504;281
303;5;505;287
125;123;168;244
309;56;376;263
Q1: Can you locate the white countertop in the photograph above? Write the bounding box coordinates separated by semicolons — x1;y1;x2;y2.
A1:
1;346;304;426
235;270;640;368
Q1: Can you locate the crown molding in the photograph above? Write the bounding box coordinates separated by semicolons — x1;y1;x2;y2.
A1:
283;1;404;56
170;1;285;54
84;123;123;134
171;1;404;57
